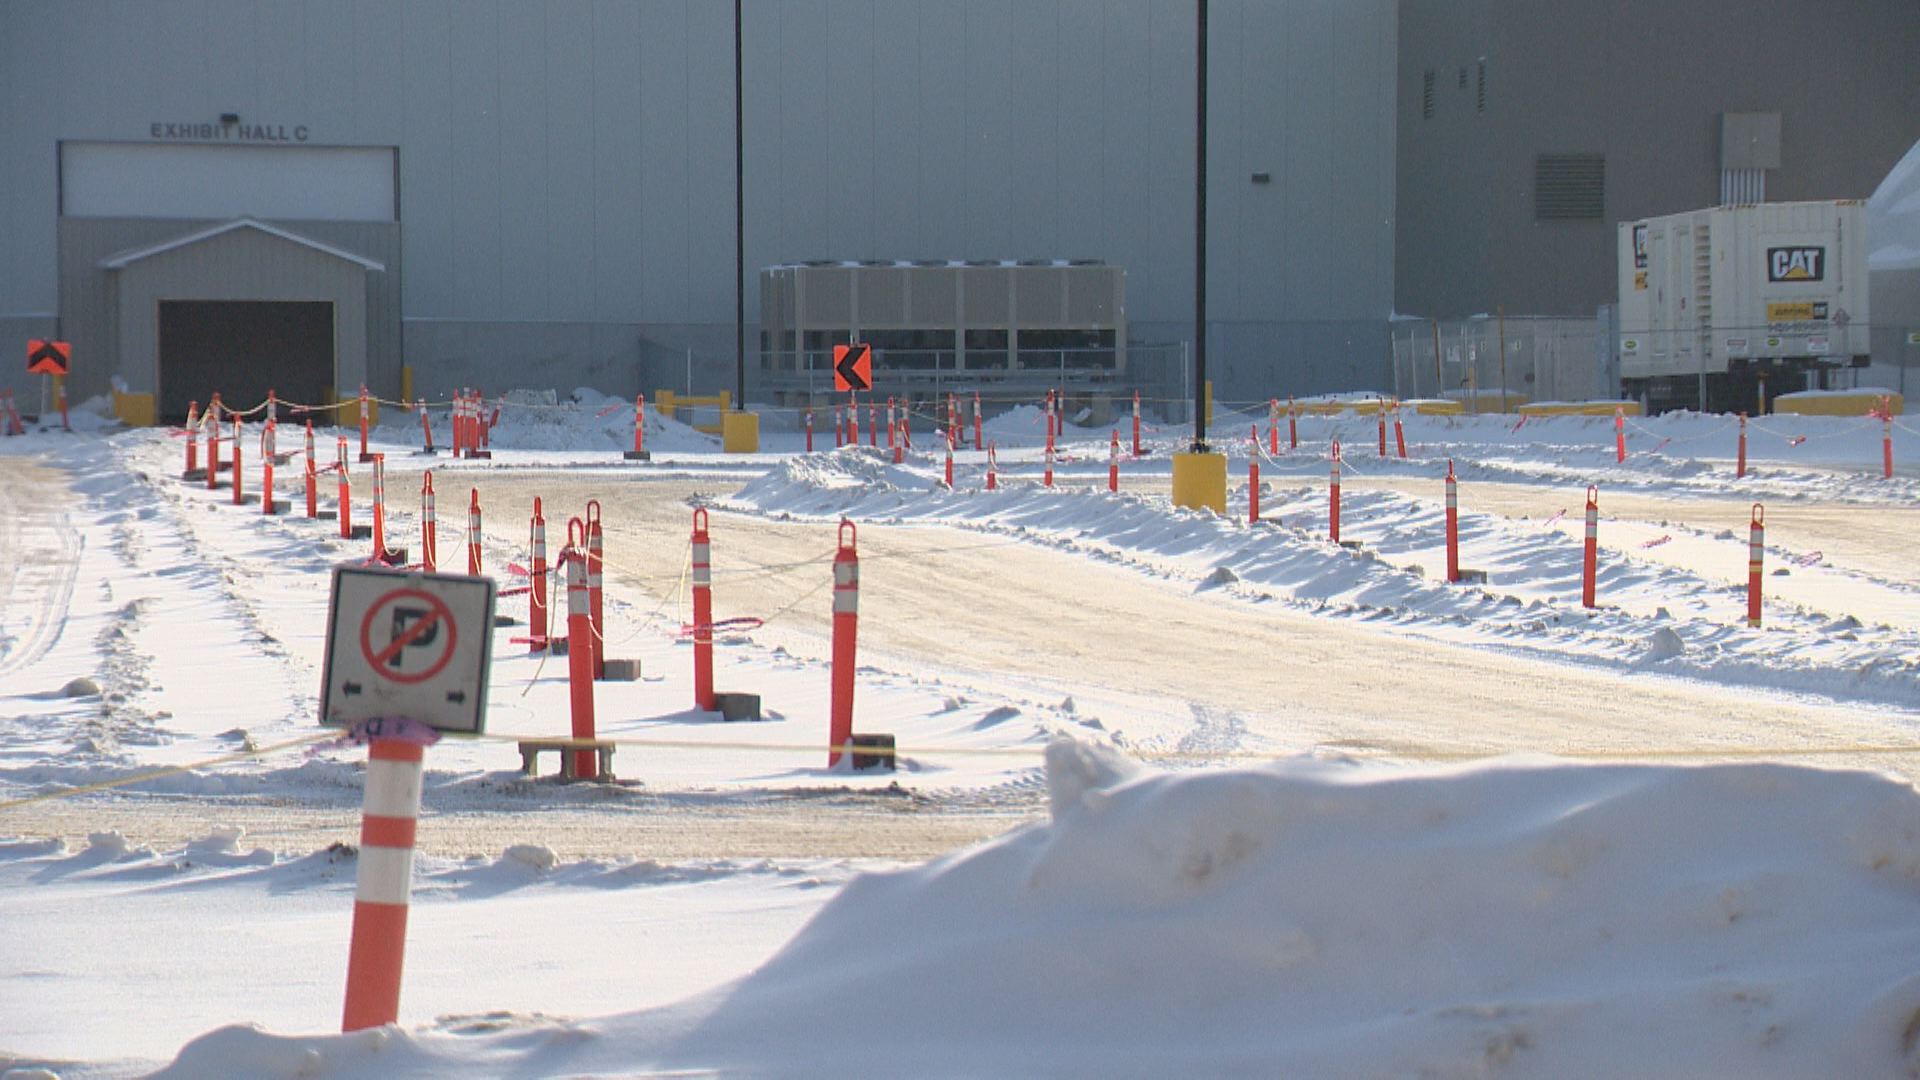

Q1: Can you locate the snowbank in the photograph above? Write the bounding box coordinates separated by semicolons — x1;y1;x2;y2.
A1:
155;743;1920;1076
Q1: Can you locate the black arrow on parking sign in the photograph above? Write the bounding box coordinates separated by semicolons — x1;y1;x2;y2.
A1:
834;343;871;393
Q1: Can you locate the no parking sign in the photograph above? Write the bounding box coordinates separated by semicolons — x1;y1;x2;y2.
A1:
321;567;496;733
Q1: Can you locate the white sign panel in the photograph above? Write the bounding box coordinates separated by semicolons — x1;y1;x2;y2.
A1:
321;567;496;733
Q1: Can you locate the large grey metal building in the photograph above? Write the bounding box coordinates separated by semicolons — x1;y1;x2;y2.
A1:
0;0;1399;419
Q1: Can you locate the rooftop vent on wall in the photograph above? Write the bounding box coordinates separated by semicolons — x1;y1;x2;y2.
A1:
1534;154;1606;221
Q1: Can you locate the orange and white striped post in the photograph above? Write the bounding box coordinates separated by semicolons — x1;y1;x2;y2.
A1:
1132;390;1143;457
420;471;437;572
974;391;984;451
1445;459;1460;583
267;388;278;423
529;498;549;652
805;407;815;453
1108;430;1120;493
1883;403;1894;480
371;454;393;561
1249;433;1260;524
230;415;246;506
1393;404;1407;460
947;392;959;448
337;436;353;539
585;500;605;680
1582;485;1599;609
1747;503;1765;628
1044;434;1055;488
1614;407;1627;464
886;397;898;450
1288;396;1299;450
418;399;436;455
339;737;425;1033
1268;399;1280;456
305;422;319;519
466;489;483;576
944;442;955;488
835;404;845;448
892;415;904;464
828;519;859;767
625;393;648;460
848;394;860;446
358;385;373;463
691;508;716;712
986;441;999;491
259;420;277;515
1329;441;1343;543
563;522;597;778
205;406;223;491
184;401;200;476
868;402;879;447
1737;413;1747;479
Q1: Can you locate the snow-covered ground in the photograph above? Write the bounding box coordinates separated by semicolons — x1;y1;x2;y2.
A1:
8;390;1920;1076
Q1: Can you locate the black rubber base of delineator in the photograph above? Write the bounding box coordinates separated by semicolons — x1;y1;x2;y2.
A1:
623;450;652;461
599;658;643;682
464;450;493;460
343;524;374;540
849;733;897;771
258;500;292;516
413;448;439;456
713;691;762;721
494;614;520;628
358;453;378;463
1338;540;1365;551
1455;568;1489;585
181;469;207;481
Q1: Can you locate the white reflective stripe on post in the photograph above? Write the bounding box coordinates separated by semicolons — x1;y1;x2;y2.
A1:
364;759;425;817
692;541;712;588
568;554;589;616
1445;487;1457;510
354;846;416;906
833;560;859;613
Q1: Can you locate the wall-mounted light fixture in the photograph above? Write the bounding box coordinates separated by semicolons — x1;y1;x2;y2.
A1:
219;113;240;126
1250;172;1271;185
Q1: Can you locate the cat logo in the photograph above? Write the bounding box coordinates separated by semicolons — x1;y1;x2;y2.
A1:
1767;247;1824;283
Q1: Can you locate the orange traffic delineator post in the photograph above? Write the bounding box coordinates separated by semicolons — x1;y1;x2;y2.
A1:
1044;434;1055;488
1288;396;1299;450
1268;399;1280;456
183;401;200;476
420;471;437;572
1747;503;1765;628
829;520;859;767
868;402;879;447
1445;460;1460;583
466;489;483;576
305;422;319;518
266;388;278;423
973;392;984;452
358;385;374;463
986;442;999;491
834;404;845;449
848;393;861;447
805;407;815;453
370;454;404;564
205;407;224;490
451;392;466;458
624;394;650;461
339;737;425;1033
230;416;246;507
1108;430;1120;493
337;437;354;539
1737;413;1748;479
259;420;279;515
1132;390;1143;457
886;398;898;450
1883;404;1894;480
1329;440;1343;544
1582;485;1599;609
529;498;550;652
585;501;605;679
944;443;955;488
691;508;716;712
415;399;437;456
1249;433;1261;524
470;393;496;460
1393;405;1407;460
947;392;959;449
1614;407;1627;465
891;416;904;464
563;523;598;778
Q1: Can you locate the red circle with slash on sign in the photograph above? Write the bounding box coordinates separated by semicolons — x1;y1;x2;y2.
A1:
359;588;458;685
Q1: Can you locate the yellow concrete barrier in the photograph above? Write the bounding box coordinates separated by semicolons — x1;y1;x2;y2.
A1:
721;410;760;453
112;389;156;427
656;389;733;433
1517;401;1645;418
1773;391;1903;417
1171;451;1227;513
1405;399;1465;416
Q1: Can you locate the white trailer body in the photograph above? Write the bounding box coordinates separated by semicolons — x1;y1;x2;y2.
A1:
1618;201;1869;410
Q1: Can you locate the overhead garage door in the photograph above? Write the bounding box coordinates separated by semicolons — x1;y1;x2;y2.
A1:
158;301;334;420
